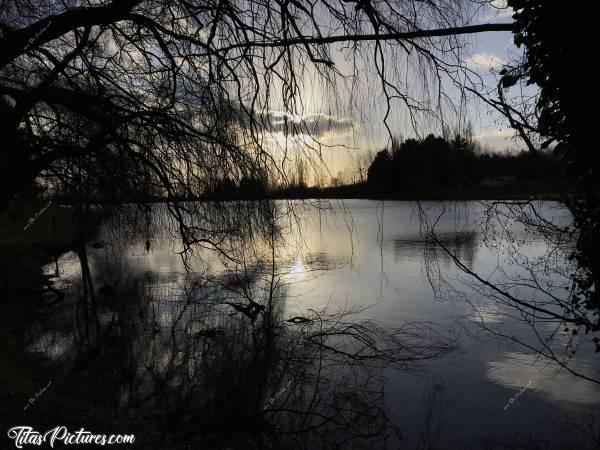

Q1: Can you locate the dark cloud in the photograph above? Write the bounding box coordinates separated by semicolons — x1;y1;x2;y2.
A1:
238;110;356;139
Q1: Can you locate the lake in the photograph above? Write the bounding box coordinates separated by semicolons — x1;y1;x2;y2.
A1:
29;200;600;449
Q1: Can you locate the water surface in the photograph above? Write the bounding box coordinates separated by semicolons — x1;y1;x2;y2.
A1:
31;200;600;448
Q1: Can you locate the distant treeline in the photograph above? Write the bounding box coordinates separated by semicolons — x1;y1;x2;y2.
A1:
48;133;564;204
366;134;561;195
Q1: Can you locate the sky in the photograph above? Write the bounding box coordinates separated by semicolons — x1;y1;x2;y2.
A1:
467;1;525;149
259;0;531;184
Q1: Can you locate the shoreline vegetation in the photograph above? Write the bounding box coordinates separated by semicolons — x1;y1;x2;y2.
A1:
38;134;566;206
43;179;565;205
41;185;565;207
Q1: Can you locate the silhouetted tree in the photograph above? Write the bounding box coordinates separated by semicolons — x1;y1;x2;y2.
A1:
501;0;600;318
366;134;554;195
0;0;515;212
238;177;267;200
367;149;392;190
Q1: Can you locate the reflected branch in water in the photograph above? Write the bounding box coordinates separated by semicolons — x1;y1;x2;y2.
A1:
27;220;459;449
415;199;600;386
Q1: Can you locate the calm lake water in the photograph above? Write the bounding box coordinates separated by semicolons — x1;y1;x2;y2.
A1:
31;200;600;449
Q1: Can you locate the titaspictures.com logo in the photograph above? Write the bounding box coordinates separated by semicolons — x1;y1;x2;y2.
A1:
7;426;135;448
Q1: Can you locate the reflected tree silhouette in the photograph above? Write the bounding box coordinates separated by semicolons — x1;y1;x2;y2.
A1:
416;200;600;386
388;230;478;270
26;205;458;449
453;2;600;380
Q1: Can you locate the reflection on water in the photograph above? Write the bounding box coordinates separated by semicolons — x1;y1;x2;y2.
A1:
386;230;479;269
28;200;600;448
30;257;454;448
487;352;600;405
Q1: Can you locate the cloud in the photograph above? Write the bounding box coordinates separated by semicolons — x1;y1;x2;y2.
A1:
490;0;513;13
476;128;526;151
487;352;600;405
482;0;515;20
261;111;357;139
466;52;506;70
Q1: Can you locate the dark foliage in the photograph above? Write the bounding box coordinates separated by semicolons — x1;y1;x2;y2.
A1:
208;177;268;200
366;134;557;195
506;0;600;319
